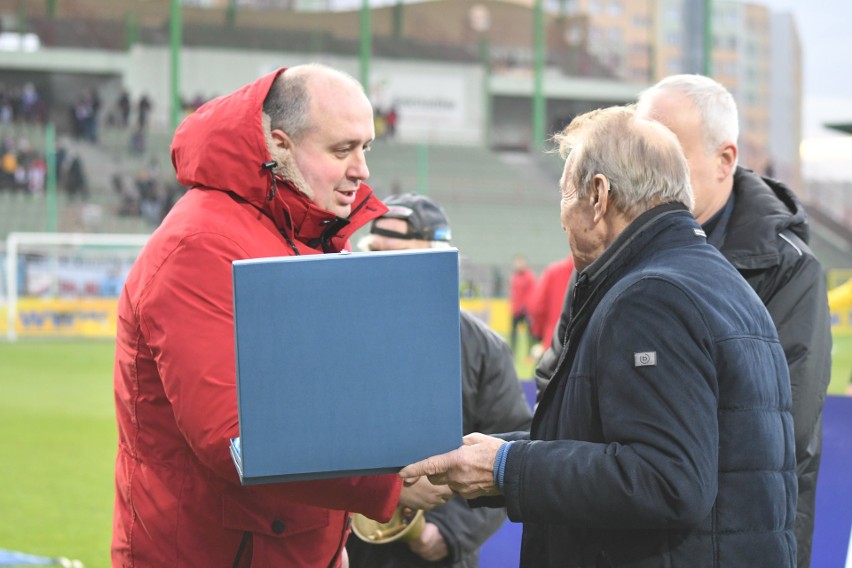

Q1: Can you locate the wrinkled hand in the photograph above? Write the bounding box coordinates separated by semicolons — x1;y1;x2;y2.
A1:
408;521;448;562
399;433;505;499
398;474;452;511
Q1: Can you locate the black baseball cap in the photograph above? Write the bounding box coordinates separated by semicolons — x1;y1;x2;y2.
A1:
371;193;452;242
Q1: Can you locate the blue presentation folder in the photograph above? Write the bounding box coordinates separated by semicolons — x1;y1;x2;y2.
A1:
230;248;463;485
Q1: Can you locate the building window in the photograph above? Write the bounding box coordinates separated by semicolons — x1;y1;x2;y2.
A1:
631;42;647;54
589;26;603;46
609;53;621;69
609;27;623;43
551;0;578;14
667;58;682;73
589;0;601;15
632;67;649;81
565;24;583;46
608;0;623;17
666;5;681;23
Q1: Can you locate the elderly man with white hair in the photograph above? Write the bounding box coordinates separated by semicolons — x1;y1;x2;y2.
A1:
401;105;797;567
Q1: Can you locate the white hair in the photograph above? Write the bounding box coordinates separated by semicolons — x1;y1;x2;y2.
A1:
637;74;739;156
554;105;694;216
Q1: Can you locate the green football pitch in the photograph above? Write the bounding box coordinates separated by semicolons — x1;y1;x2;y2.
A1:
1;332;850;567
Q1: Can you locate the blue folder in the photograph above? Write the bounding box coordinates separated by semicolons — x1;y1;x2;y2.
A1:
230;248;463;485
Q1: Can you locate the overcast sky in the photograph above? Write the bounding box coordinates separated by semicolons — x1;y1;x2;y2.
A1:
757;0;851;100
756;0;852;179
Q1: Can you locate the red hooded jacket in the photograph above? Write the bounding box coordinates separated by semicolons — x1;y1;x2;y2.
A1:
112;68;401;567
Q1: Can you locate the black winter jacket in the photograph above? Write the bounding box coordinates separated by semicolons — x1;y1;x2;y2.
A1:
515;203;796;567
725;168;831;568
348;309;533;568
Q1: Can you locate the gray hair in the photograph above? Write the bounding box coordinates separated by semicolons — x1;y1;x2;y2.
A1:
554;105;694;216
262;63;363;142
637;74;739;155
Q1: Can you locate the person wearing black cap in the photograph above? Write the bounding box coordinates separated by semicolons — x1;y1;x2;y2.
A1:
362;192;453;248
349;193;533;568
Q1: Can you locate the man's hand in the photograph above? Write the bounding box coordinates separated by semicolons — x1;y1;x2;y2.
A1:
408;522;448;562
399;433;505;499
398;475;452;511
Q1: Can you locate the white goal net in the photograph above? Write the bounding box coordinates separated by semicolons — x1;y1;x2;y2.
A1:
2;232;149;341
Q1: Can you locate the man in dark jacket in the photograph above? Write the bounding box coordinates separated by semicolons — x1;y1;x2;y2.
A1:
635;74;832;568
401;105;797;567
349;193;533;568
536;74;831;567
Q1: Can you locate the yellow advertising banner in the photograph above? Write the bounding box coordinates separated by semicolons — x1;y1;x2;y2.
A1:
0;298;516;338
460;298;511;336
1;290;844;339
829;279;852;331
0;298;120;338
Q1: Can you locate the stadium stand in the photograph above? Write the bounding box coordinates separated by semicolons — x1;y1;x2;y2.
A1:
2;0;850;290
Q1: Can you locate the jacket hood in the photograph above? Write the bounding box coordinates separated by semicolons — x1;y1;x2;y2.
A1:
171;68;279;208
724;167;810;268
169;68;386;251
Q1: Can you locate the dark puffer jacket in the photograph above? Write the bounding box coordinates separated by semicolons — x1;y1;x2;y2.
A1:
510;204;796;567
536;169;831;566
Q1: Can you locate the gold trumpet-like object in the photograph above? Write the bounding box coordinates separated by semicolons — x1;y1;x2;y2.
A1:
351;507;425;544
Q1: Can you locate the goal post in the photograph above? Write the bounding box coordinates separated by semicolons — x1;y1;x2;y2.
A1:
3;232;149;341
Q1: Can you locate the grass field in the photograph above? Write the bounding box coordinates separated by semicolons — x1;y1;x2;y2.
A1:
0;340;116;567
0;332;850;567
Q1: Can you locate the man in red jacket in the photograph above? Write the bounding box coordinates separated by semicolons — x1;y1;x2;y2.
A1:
112;64;450;568
526;255;574;359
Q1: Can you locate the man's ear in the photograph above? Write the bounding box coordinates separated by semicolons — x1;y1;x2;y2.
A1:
271;128;293;150
718;141;738;180
591;173;610;223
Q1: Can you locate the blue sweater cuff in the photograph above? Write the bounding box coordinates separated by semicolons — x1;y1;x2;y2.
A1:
493;441;514;491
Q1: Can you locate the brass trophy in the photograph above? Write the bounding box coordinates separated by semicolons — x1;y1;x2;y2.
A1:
351;507;425;544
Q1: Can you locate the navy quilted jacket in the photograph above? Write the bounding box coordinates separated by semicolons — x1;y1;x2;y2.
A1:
504;203;797;567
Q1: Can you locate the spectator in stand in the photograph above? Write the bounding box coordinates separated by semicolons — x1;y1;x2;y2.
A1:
0;142;16;189
526;255;574;360
20;82;39;123
509;254;536;355
117;90;131;128
385;106;398;139
64;153;88;199
137;94;152;129
89;88;102;143
27;154;46;196
72;94;94;141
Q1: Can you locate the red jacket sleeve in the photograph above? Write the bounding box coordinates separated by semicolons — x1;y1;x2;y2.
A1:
139;233;401;521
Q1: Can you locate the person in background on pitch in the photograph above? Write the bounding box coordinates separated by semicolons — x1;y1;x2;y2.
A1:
349;193;533;568
508;254;536;356
526;254;574;361
112;63;450;568
400;105;797;567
